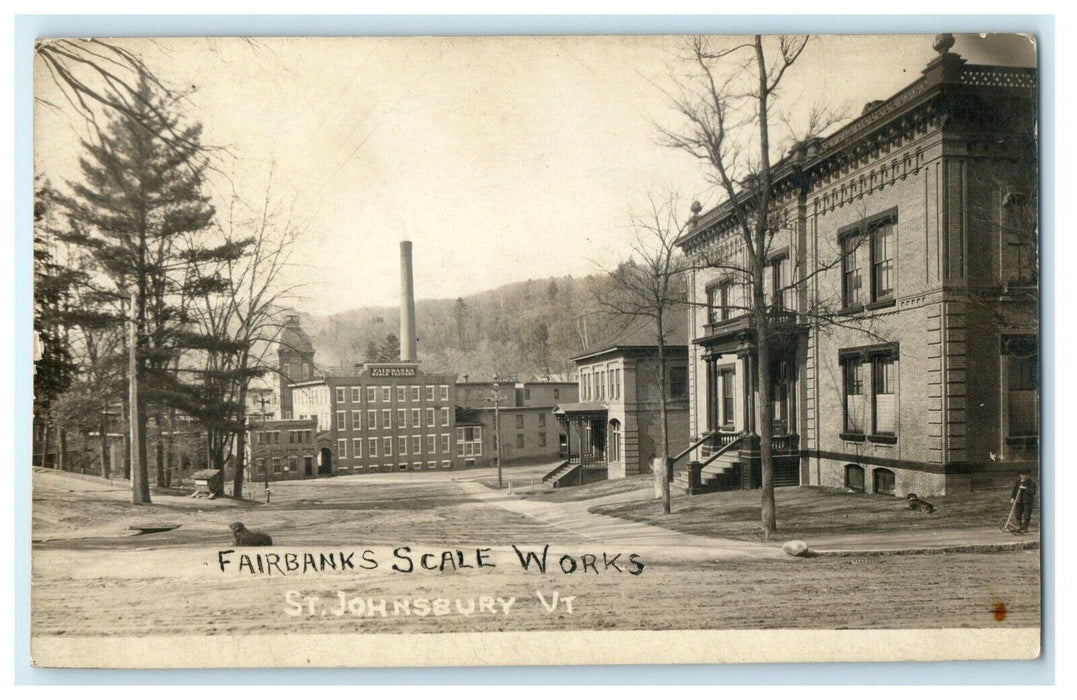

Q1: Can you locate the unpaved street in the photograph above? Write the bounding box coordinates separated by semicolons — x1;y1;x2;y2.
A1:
32;468;1040;638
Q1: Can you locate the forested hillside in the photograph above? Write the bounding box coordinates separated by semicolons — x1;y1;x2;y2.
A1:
302;274;632;381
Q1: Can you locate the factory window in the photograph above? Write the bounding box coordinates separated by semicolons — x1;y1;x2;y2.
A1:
335;387;345;403
841;345;899;440
427;461;437;470
608;420;621;462
383;437;393;456
398;463;408;471
382;409;392;428
381;387;391;402
670;367;689;399
411;408;421;427
352;410;362;429
426;385;435;401
411;386;420;401
873;468;896;496
720;368;736;428
524;387;531;401
516;434;525;449
397;386;407;402
412;436;422;455
272;457;282;473
368;410;377;429
426;408;435;426
352;439;362;458
441;460;451;469
397;409;406;428
368;438;378;457
426;435;436;454
441;407;450;426
336;411;347;430
337;439;347;459
398;437;407;456
440;385;450;401
351;387;361;403
844;464;865;492
539;433;547;448
516;414;524;429
367;387;377;403
539;413;546;427
1003;336;1039;438
440;433;450;453
768;254;792;310
841;210;897;309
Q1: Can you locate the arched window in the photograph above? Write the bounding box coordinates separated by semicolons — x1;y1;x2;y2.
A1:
844;464;865;492
608;420;622;463
873;468;896;495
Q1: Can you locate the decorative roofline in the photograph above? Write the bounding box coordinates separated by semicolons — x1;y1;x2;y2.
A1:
676;57;1036;252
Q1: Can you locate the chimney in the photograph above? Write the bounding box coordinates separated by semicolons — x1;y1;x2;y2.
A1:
400;240;418;362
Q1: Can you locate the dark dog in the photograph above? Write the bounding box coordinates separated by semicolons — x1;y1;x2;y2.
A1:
906;493;935;514
229;522;273;546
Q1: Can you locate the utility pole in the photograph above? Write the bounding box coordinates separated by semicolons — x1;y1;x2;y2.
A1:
128;290;147;504
258;393;270;499
491;375;503;489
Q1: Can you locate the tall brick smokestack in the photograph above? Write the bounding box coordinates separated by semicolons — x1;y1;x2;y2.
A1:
400;240;417;362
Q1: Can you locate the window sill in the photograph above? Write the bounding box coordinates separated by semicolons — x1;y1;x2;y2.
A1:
840;432;866;442
839;304;865;316
865;298;896;311
867;434;898;445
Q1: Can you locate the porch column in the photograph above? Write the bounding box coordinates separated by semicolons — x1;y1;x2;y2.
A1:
739;351;752;434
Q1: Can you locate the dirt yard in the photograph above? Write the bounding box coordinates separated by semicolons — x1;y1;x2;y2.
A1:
31;468;1040;639
592;483;1040;542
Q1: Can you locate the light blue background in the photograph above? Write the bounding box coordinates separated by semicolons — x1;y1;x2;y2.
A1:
13;13;1055;685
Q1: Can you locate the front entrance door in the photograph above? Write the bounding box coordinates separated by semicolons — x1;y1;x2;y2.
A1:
318;447;332;475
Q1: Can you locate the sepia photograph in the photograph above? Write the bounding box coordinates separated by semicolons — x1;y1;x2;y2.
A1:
27;31;1042;668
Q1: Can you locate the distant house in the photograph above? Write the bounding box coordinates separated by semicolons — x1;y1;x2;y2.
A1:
455;380;578;467
551;315;690;486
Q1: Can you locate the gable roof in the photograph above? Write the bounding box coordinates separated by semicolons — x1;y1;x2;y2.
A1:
571;312;689;363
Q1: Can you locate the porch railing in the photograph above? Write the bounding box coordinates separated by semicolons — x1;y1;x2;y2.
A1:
569;453;607;468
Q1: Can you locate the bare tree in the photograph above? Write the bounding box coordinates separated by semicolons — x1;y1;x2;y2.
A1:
594;194;690;514
661;35;838;538
184;176;301;497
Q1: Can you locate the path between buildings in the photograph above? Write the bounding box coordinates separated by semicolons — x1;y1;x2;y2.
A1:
455;480;784;561
456;479;1041;561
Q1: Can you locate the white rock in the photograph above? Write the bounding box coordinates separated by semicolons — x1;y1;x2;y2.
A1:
782;540;810;557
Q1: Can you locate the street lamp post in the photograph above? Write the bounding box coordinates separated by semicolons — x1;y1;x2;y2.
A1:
492;375;502;489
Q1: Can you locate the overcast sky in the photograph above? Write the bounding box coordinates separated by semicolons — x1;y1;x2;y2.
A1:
34;33;1036;315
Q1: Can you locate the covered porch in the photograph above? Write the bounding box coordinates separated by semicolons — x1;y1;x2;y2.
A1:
680;311;804;492
553;402;609;468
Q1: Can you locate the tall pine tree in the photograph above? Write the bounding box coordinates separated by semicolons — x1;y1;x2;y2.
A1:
57;76;219;504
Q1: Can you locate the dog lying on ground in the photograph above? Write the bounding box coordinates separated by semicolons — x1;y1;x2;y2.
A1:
229;522;273;546
906;493;935;514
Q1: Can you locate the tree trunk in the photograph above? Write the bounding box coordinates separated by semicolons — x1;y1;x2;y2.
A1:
165;408;175;487
100;410;110;479
656;310;672;514
58;427;67;471
81;430;90;474
234;422;247;499
134;388;152;503
41;420;51;467
121;390;131;480
155;413;165;486
754;282;777;539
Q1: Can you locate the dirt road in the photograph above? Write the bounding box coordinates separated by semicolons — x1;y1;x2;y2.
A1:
31;468;1041;638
